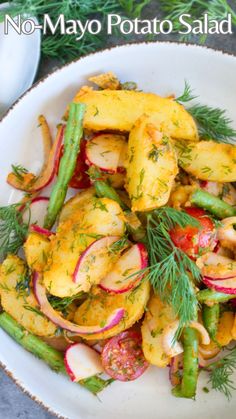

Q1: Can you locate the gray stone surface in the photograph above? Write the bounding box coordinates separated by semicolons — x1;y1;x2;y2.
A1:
0;2;236;418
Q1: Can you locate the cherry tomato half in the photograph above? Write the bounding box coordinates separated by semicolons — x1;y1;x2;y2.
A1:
169;207;217;258
57;140;91;189
101;330;149;382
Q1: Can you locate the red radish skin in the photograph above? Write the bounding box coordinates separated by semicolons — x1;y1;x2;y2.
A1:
33;272;125;335
73;236;122;288
64;343;103;382
30;224;55;237
22;197;49;228
100;243;148;294
85;133;127;174
202;276;236;294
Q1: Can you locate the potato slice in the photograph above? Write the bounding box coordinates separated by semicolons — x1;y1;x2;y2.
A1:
24;232;50;272
43;197;126;297
74;88;198;141
126;116;178;212
175;140;236;182
59;188;96;224
0;255;56;336
232;314;236;340
73;280;150;340
141;294;176;367
216;311;234;346
88;72;120;90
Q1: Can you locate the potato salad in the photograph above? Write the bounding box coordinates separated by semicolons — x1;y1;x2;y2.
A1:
0;72;236;399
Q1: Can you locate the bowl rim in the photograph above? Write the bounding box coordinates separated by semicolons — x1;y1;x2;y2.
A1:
0;39;236;418
0;39;236;125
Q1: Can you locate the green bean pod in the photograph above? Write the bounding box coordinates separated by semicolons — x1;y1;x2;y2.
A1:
202;304;220;341
172;327;199;399
0;312;111;394
94;179;129;211
197;289;236;305
44;102;86;229
191;189;236;219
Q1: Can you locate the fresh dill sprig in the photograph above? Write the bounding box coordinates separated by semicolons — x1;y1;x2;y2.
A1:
176;82;236;144
160;0;236;42
175;80;197;104
23;305;45;318
0;204;29;261
144;207;201;337
188;104;236;144
206;347;236;400
48;292;84;315
15;269;31;296
11;164;28;182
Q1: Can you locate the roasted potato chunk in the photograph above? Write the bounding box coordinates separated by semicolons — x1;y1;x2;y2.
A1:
141;294;176;367
74;280;150;340
24;232;50;272
175;140;236;182
0;255;56;336
74;88;198;141
43;197;126;297
126;116;178;212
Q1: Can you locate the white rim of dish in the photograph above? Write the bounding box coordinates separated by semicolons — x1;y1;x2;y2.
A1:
0;40;236;418
0;2;41;114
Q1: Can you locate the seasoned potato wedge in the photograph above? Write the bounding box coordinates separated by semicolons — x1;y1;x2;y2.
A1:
88;72;120;90
174;140;236;182
0;255;56;336
126;116;178;212
74;88;198;141
141;294;176;367
59;187;96;223
216;311;234;346
74;280;150;340
232;314;236;340
24;232;50;272
43;197;126;297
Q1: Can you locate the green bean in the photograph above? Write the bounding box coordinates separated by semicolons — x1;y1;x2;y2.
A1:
44;102;85;229
0;312;111;394
94;179;129;211
172;327;198;399
191;189;236;219
202;304;220;340
197;289;236;305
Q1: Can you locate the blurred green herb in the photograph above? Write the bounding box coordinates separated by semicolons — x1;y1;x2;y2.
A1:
0;0;152;63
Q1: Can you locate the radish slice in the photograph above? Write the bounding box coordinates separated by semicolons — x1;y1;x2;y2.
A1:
7;125;64;192
85;133;127;174
22;197;49;228
202;276;236;294
64;343;103;382
30;224;55;238
73;236;126;291
99;243;148;294
33;272;125;335
196;252;236;279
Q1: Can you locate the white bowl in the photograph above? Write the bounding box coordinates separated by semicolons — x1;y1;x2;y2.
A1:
0;42;235;419
0;3;41;116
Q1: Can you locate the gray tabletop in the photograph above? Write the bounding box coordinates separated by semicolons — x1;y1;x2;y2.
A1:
1;3;236;418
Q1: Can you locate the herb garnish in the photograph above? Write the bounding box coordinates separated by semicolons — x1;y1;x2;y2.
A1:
144;207;201;338
206;346;236;400
176;81;236;144
11;164;29;181
49;292;84;315
0;204;29;260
